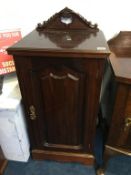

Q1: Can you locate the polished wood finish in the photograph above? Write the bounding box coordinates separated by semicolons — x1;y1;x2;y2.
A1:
7;8;109;166
7;9;109;58
100;32;131;164
32;150;94;165
108;31;131;57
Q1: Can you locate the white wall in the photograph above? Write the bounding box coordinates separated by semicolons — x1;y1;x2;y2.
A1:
1;0;131;40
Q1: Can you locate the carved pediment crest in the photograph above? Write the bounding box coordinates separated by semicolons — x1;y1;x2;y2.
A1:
36;7;98;31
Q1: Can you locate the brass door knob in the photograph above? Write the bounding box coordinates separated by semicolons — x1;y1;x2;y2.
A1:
29;105;37;120
124;117;131;131
125;117;131;127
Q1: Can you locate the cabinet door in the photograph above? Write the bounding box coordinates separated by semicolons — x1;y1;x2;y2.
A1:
107;84;131;152
21;58;88;152
124;90;131;150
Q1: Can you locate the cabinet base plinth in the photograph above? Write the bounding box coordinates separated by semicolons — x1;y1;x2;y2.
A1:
32;149;94;165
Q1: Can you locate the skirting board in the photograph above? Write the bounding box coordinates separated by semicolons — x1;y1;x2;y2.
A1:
32;149;94;165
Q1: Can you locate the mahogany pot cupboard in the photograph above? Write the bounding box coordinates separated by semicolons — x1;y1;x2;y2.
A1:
7;7;110;173
100;32;131;164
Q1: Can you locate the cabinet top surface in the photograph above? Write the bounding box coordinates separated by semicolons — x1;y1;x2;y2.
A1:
108;31;131;84
7;8;109;58
7;30;109;56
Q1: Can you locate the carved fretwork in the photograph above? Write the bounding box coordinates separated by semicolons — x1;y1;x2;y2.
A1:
36;7;98;31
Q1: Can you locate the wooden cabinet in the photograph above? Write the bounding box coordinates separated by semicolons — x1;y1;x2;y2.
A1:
100;32;131;160
7;8;109;165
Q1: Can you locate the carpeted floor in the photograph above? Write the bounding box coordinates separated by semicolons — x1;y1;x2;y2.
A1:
4;155;131;175
3;127;131;175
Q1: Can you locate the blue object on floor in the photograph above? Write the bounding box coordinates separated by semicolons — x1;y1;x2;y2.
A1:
94;126;104;168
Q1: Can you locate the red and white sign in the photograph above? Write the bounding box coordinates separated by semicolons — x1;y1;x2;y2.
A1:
0;29;22;75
